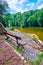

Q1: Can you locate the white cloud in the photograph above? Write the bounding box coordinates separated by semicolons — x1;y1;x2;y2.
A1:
38;4;43;9
19;0;27;4
6;0;43;13
27;2;34;7
6;0;18;8
15;7;27;13
6;0;28;13
27;2;35;10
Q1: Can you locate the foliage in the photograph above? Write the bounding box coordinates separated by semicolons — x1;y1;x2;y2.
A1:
4;9;43;27
0;0;9;27
10;27;14;31
0;2;43;27
35;52;43;65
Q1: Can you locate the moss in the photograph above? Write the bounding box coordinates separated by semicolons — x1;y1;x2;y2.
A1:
33;34;39;40
7;60;11;64
0;48;3;51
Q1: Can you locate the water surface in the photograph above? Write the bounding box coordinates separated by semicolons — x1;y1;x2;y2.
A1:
14;27;43;41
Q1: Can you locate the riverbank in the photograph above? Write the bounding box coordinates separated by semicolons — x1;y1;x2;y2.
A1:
14;27;43;41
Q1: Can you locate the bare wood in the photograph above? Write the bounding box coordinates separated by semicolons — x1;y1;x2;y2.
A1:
0;22;7;32
5;32;21;40
0;22;21;40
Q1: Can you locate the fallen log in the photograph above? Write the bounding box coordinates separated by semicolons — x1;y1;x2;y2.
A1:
0;22;21;48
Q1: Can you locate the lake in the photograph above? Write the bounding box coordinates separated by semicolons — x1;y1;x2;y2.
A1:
14;27;43;41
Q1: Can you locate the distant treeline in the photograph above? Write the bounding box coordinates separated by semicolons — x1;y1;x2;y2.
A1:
1;9;43;27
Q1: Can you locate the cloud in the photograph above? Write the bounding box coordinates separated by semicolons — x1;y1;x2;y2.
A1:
27;2;35;10
6;0;18;8
6;0;43;13
19;0;27;4
27;2;35;7
6;0;28;13
15;7;28;13
36;0;43;9
38;0;43;3
38;4;43;9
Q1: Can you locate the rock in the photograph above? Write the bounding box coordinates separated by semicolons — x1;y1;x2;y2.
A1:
14;29;21;32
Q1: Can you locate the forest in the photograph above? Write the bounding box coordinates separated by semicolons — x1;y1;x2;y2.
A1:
0;0;43;27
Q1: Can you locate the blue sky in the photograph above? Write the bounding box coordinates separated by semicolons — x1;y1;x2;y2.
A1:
6;0;43;14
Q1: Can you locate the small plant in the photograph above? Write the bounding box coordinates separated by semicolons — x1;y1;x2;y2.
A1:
35;52;43;65
10;27;14;31
17;46;23;53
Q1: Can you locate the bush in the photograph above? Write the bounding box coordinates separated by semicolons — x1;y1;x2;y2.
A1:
10;27;14;31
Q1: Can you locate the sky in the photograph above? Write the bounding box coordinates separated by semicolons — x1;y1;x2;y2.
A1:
6;0;43;14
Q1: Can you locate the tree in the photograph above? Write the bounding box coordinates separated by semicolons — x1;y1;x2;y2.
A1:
0;0;9;26
27;9;43;27
2;8;43;27
14;12;22;26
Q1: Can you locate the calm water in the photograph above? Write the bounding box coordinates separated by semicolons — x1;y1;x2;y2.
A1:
14;27;43;41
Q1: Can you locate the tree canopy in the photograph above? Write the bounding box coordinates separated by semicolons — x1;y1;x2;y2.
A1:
5;8;43;27
0;0;43;27
0;0;9;26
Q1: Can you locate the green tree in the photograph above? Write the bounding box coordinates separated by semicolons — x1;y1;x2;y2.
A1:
14;12;22;26
0;0;9;26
